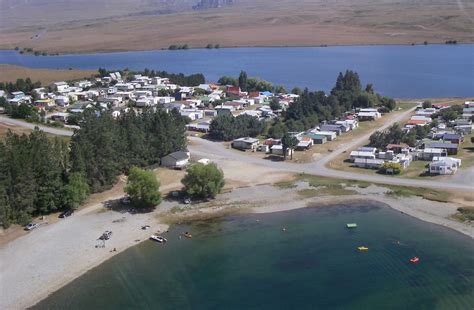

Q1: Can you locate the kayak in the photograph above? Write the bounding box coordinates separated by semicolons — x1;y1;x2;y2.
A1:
409;257;420;263
357;246;369;251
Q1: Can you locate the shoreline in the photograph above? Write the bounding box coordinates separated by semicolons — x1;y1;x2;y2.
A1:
3;182;473;310
1;42;473;56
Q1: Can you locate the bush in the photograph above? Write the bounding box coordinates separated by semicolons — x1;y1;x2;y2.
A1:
181;163;225;199
379;162;402;175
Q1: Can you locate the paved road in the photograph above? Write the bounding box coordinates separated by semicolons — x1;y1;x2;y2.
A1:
0;115;74;137
2;112;472;192
189;107;473;192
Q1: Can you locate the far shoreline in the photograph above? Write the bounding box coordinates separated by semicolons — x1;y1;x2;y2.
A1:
1;42;473;56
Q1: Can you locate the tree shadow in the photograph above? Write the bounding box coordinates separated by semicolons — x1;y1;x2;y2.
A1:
102;198;155;214
263;155;285;162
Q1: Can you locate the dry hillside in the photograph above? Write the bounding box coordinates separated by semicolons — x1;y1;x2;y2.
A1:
0;0;472;53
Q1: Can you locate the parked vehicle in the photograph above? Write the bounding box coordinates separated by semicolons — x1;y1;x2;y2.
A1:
99;230;113;240
183;197;191;205
25;223;39;231
59;209;74;218
120;196;131;205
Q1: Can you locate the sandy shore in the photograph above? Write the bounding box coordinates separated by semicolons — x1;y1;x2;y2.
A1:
0;180;472;309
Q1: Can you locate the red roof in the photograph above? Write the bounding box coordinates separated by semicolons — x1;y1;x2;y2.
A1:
407;119;429;125
226;86;241;95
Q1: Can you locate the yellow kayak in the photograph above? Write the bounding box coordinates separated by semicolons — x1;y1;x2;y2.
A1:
358;246;369;251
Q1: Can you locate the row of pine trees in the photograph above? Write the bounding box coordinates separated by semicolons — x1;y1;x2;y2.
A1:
0;108;187;227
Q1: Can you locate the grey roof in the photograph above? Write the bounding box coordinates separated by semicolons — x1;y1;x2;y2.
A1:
163;151;189;161
428;143;458;149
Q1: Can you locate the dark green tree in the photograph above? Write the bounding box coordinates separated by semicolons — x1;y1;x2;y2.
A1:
125;167;162;208
181;163;225;199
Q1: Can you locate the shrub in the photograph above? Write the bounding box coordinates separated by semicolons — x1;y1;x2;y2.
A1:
379;162;402;175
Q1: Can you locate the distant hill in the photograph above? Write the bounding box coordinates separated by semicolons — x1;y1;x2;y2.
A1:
0;0;472;53
193;0;234;10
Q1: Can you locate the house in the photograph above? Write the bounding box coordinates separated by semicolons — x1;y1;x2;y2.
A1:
353;158;384;169
465;101;474;108
357;109;381;121
263;138;281;146
442;133;463;144
180;110;204;121
429;157;461;175
226;86;242;97
305;133;327;144
49;112;70;123
390;153;413;169
335;119;358;130
74;80;93;88
215;106;235;116
406;119;430;126
257;144;270;153
296;137;314;150
350;151;376;162
10;91;25;99
232;137;259;151
161;151;190;169
386;144;409;154
55;96;70;106
427;142;459;155
314;131;337;141
51;82;69;93
186;122;210;133
357;146;377;153
203;110;218;118
419;148;447;160
454;125;472;135
319;124;343;135
271;144;294;157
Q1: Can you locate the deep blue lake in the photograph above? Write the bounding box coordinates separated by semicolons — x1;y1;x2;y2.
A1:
1;45;473;98
33;202;474;310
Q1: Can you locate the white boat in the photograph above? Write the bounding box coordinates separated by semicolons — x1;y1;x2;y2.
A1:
150;235;167;243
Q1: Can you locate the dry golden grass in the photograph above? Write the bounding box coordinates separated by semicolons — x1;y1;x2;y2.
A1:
0;65;96;85
0;0;472;53
0;122;32;138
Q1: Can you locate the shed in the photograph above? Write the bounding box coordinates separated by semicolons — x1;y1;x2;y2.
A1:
161;151;190;169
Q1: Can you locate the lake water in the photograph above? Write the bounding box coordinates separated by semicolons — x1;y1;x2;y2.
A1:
1;45;473;98
33;202;474;310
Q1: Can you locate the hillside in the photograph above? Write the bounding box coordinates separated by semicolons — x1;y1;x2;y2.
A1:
0;0;472;53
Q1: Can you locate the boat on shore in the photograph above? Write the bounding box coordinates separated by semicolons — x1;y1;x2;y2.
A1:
150;235;167;243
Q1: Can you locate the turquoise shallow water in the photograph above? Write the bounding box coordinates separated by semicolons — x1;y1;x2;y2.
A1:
33;202;474;310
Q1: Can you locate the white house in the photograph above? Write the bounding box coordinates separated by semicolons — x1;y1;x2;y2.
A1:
271;144;294;157
353;158;384;169
350;151;376;162
232;137;259;151
429;157;461;175
52;82;69;93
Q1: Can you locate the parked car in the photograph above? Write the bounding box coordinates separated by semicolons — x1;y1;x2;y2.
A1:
183;197;191;205
120;196;131;205
59;209;74;218
99;230;113;240
25;223;39;231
